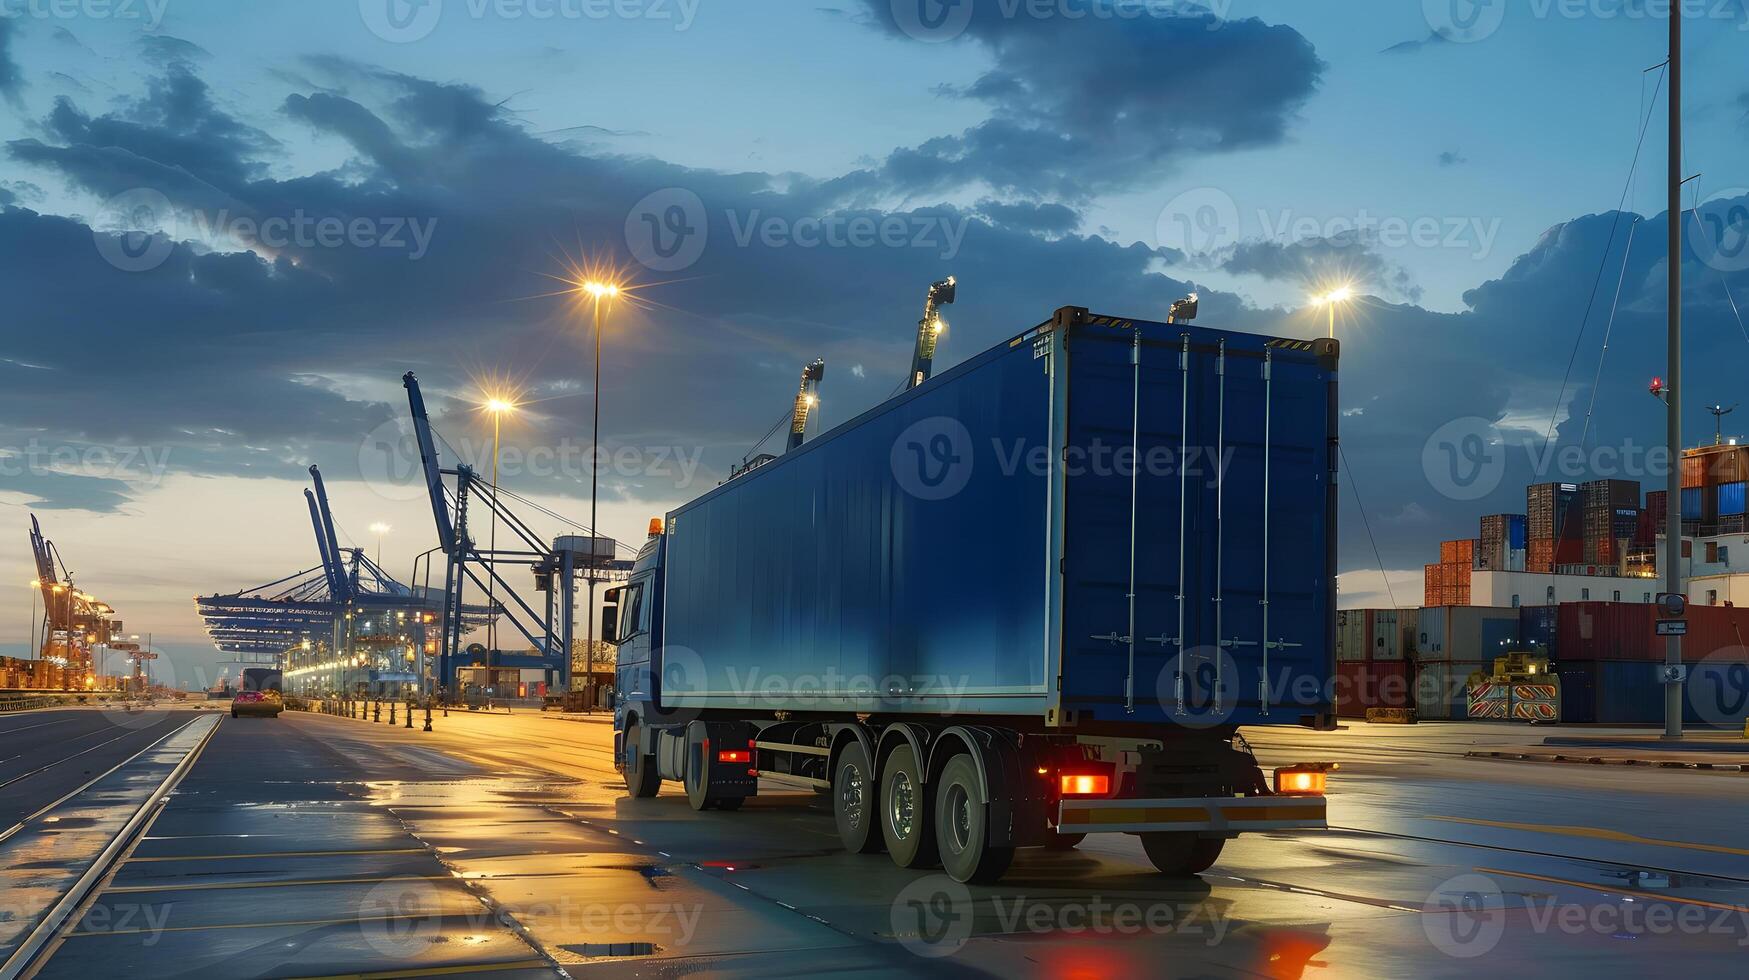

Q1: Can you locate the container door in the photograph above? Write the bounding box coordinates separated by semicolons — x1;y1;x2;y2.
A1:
1058;321;1334;726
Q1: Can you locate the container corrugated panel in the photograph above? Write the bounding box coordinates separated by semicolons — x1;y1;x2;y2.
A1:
1555;661;1662;725
1416;606;1520;661
1413;661;1489;720
1720;482;1747;517
1555;602;1749;662
1369;609;1403;660
1519;604;1558;657
1335;660;1412;718
1336;610;1367;662
1682;486;1705;520
1528;538;1555;573
658;313;1337;726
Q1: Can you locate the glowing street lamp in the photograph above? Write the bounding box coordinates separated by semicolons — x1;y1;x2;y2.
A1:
480;393;518;658
1313;285;1354;339
369;522;392;565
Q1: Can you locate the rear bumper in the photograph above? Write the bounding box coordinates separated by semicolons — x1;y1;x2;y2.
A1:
1057;795;1327;835
232;703;281;717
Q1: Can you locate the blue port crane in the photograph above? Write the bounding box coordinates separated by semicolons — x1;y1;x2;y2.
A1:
402;372;634;692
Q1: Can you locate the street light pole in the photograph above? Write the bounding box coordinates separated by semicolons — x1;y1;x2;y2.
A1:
583;283;618;687
1663;4;1685;740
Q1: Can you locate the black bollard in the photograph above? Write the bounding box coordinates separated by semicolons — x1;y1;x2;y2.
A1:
373;700;381;722
404;701;413;728
389;700;397;725
423;698;433;732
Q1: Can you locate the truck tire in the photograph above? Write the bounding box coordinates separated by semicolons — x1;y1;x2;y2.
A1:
1043;832;1086;851
880;743;938;869
623;719;661;798
1140;832;1224;876
934;754;1013;884
833;741;883;853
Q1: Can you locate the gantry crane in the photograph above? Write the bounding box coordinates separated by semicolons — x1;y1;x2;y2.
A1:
907;276;956;390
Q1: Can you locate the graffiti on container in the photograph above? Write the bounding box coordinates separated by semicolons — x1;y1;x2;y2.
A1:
1467;681;1560;722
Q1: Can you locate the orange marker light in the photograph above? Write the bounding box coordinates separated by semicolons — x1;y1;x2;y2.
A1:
1274;769;1326;795
1059;773;1110;796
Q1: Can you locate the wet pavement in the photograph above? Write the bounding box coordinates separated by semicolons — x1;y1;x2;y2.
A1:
7;710;1748;977
0;707;206;831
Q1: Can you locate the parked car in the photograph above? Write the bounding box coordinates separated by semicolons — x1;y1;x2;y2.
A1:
232;690;282;719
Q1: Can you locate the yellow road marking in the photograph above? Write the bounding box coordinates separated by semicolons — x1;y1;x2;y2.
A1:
104;874;447;894
1434;817;1749;858
1476;867;1749;914
285;960;551;980
126;848;428;863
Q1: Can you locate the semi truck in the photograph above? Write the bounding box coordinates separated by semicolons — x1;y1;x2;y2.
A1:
610;305;1337;883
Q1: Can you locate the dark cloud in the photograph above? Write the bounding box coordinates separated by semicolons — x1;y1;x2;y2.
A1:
849;6;1322;198
1220;233;1421;303
973;200;1080;235
138;34;211;65
8;58;1749;588
1438;150;1467;167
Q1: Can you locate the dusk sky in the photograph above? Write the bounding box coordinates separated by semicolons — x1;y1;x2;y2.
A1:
3;0;1749;685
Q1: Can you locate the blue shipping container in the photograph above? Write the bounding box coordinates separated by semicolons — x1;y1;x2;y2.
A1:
1720;481;1746;517
1508;514;1527;550
649;308;1339;728
1518;604;1558;657
1682;486;1704;520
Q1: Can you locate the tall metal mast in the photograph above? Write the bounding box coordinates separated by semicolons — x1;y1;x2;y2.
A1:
908;277;956;389
787;359;825;452
1662;5;1684;739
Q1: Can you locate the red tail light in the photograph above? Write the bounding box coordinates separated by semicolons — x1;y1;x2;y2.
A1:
1059;773;1110;796
716;749;751;764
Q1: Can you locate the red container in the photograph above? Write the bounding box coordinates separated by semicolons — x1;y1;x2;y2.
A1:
1556;602;1749;662
1335;660;1413;718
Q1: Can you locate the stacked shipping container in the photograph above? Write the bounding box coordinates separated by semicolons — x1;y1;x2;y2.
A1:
1335;609;1415;718
1424;539;1477;606
1478;514;1528;571
1553;600;1749;724
1527;482;1581;573
1412;606;1520;720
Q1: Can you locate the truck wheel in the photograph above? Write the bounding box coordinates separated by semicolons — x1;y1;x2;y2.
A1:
623;719;661;798
934;754;1013;884
1140;833;1224;876
880;744;938;869
1044;832;1086;851
833;741;883;853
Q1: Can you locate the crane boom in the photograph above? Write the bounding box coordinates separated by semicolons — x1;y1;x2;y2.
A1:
907;276;956;389
787;359;825;452
402;372;457;555
308;465;353;602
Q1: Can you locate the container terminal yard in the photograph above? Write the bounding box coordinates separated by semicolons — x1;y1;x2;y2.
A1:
5;6;1749;980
